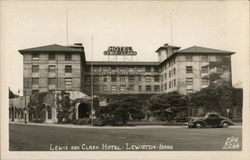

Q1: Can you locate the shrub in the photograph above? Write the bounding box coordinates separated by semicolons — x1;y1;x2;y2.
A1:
93;118;106;126
31;119;44;123
75;118;91;125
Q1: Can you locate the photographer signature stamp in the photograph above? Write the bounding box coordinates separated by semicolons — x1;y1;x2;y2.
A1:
223;136;240;150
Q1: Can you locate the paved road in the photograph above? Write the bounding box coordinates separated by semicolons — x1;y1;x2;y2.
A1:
9;123;242;151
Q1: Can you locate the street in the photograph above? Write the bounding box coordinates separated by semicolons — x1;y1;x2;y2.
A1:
9;123;242;151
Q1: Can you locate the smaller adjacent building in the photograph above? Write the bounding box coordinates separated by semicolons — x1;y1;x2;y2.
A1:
9;91;96;123
19;43;86;96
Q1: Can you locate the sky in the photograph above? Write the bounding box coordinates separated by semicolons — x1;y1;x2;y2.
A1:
1;0;249;94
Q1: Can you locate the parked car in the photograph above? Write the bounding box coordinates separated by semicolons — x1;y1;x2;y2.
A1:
188;112;233;128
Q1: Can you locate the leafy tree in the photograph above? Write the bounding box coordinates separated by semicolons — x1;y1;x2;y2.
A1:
28;92;47;121
56;91;74;123
99;94;151;125
149;92;188;121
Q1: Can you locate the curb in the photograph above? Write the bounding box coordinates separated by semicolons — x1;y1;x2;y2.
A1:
9;122;242;129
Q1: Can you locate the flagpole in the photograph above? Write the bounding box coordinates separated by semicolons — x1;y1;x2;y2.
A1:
66;11;68;45
170;12;173;45
91;36;94;126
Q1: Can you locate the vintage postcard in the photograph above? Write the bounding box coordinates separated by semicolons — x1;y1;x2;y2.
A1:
1;0;249;160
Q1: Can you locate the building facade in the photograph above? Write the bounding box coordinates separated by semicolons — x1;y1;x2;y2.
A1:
83;61;161;95
18;43;234;96
156;44;234;94
19;43;86;96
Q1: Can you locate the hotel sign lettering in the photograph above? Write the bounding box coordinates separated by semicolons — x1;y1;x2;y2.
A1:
104;46;137;56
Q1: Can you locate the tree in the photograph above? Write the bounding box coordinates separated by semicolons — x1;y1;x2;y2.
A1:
99;94;150;125
56;91;74;123
28;92;47;121
149;92;188;121
188;85;242;119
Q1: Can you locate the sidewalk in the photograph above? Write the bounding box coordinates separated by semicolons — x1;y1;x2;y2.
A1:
9;121;242;129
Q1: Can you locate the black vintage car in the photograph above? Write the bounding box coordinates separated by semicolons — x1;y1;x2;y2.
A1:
188;112;233;128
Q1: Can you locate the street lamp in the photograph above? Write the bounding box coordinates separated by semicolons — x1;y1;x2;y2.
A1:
18;89;27;123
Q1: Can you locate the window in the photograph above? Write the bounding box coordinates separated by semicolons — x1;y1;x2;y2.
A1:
161;75;163;82
145;76;151;82
93;66;99;72
169;81;171;88
165;73;167;79
174;79;176;87
32;54;39;61
85;76;90;82
32;90;39;95
145;67;151;72
201;55;208;62
202;78;209;85
65;65;72;73
165;83;167;90
137;67;142;72
94;85;99;92
154;67;159;72
120;85;126;91
154;85;160;92
49;65;56;72
120;76;125;82
216;56;222;62
111;76;117;82
93;76;99;82
65;54;72;61
47;106;52;119
201;66;208;73
102;66;108;72
138;85;142;91
48;78;56;85
169;71;171;78
86;66;91;72
138;76;142;82
208;114;220;118
186;89;193;94
154;76;159;82
48;53;55;60
103;85;107;92
146;85;151;92
111;66;116;71
128;85;134;91
85;85;90;91
111;85;117;92
217;67;223;74
186;78;193;85
128;76;134;82
120;67;125;72
173;68;176;75
186;66;193;73
32;65;39;72
103;76;107;82
128;67;134;72
186;55;192;62
32;78;39;85
65;78;72;85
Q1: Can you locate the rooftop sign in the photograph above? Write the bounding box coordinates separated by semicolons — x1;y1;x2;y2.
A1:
104;46;137;56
